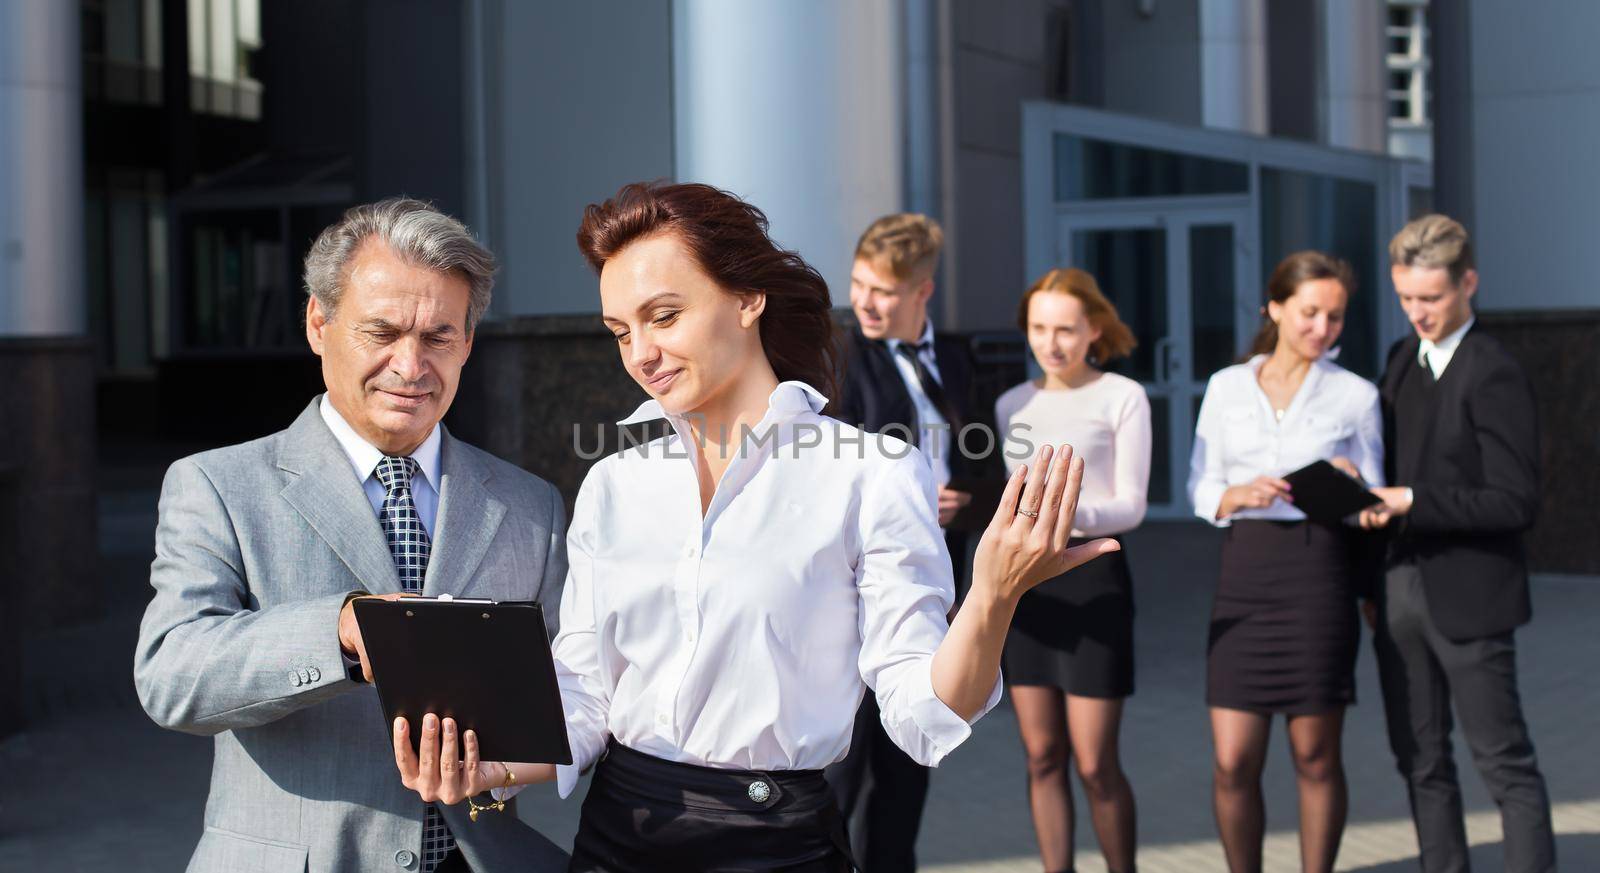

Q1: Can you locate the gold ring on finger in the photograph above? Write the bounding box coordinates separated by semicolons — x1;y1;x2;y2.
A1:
1017;508;1039;518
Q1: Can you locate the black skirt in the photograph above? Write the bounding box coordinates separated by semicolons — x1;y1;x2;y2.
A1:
569;741;854;873
1206;519;1360;715
1003;537;1135;698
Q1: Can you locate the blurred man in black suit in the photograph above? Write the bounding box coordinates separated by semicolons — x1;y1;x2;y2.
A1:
827;213;990;873
1361;214;1555;873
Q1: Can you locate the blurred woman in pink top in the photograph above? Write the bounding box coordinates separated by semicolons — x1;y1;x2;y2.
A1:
995;268;1151;873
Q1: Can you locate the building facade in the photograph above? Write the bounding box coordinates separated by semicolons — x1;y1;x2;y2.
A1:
3;0;1596;647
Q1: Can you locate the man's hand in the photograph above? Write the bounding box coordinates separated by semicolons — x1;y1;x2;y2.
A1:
338;592;411;683
938;487;973;527
1360;486;1413;530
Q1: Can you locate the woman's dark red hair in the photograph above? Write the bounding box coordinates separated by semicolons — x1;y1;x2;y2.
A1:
576;181;840;402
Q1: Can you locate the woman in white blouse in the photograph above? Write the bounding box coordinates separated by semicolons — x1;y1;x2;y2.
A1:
391;182;1120;872
1188;251;1383;873
995;268;1149;873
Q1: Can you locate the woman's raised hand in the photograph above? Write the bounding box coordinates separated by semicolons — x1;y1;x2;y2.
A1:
393;713;503;805
971;444;1121;604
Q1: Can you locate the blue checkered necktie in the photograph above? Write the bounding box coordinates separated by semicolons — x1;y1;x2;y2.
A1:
374;456;454;871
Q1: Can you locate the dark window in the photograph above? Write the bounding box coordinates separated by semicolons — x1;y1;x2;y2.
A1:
1054;135;1250;201
1259;168;1379;377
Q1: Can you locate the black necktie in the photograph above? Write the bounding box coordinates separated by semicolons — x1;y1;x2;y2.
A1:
892;341;963;437
374;456;454;872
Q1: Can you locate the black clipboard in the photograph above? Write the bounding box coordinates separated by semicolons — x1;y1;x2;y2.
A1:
354;597;573;765
1282;460;1382;524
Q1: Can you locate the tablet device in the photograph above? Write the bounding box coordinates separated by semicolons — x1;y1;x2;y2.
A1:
354;597;573;765
1282;460;1382;524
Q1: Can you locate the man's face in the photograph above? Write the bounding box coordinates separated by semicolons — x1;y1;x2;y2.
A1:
849;258;932;342
1391;264;1476;343
306;239;474;455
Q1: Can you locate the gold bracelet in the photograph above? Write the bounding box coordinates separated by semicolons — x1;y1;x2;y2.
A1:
466;765;516;822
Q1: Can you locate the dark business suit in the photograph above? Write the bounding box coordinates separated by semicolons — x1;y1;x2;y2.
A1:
826;327;990;873
1375;325;1555;873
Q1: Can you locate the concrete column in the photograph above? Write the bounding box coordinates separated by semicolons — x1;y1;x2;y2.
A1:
0;0;97;689
902;0;941;220
1199;0;1268;134
0;0;85;336
672;0;903;304
1428;0;1475;228
1319;0;1387;152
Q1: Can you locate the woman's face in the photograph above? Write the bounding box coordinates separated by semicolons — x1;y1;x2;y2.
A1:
1026;291;1101;381
599;232;765;415
1268;277;1347;362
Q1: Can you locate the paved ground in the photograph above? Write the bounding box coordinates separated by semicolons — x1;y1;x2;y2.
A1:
3;463;1597;872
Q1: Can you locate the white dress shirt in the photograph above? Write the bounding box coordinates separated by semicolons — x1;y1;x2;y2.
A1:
319;395;442;534
1188;356;1384;526
1419;316;1475;380
995;372;1151;538
885;319;952;487
542;381;1001;799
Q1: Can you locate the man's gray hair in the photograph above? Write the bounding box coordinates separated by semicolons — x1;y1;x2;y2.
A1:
303;197;496;331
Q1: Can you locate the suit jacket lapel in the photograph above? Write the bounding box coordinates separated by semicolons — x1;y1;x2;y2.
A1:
857;331;915;430
276;399;402;595
1380;335;1417;405
424;429;507;598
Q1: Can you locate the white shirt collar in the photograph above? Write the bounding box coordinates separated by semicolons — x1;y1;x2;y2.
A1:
617;381;829;427
1244;350;1341;373
319;394;442;491
1420;316;1475;359
885;318;935;354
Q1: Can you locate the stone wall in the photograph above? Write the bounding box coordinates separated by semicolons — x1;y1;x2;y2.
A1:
1478;311;1600;575
0;461;19;738
446;316;662;513
449;312;1596;577
0;339;99;630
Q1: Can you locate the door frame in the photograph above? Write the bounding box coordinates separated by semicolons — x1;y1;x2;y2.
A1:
1055;202;1256;520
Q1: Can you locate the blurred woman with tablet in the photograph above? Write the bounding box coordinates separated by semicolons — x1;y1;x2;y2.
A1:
1187;251;1384;873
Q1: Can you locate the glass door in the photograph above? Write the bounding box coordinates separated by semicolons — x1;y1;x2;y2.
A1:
1058;206;1253;518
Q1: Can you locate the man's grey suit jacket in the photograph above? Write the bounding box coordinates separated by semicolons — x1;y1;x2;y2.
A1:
135;398;570;872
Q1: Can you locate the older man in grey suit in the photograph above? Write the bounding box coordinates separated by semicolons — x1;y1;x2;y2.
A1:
136;198;568;872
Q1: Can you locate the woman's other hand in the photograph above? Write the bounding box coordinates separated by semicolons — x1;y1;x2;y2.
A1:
1329;456;1362;481
1217;475;1293;518
971;444;1120;604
